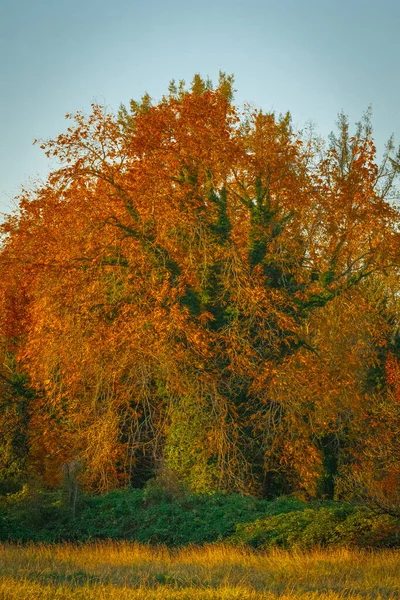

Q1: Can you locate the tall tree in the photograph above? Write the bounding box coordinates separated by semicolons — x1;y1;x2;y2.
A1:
0;75;398;494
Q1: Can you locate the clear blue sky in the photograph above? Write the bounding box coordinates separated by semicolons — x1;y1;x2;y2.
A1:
1;0;399;213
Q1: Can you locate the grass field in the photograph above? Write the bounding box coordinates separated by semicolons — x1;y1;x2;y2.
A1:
0;542;399;599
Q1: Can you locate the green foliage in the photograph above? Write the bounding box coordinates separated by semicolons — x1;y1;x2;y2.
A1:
70;490;273;546
164;398;220;493
0;487;300;545
0;483;70;542
2;485;397;549
232;505;400;549
0;367;33;488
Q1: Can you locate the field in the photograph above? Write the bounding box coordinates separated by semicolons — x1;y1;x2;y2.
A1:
0;543;399;599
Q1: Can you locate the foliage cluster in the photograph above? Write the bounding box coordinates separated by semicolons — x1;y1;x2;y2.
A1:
232;505;400;549
0;73;400;508
0;484;293;544
1;485;399;549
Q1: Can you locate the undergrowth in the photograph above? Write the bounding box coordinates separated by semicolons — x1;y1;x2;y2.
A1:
0;483;399;548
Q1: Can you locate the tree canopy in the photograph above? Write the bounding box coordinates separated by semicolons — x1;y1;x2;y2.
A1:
1;74;399;502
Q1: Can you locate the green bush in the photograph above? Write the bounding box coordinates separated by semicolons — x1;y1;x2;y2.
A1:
0;483;70;542
231;505;400;549
1;486;399;548
0;486;304;545
73;490;276;545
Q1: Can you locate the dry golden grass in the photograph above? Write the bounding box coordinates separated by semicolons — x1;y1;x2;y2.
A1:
0;542;399;599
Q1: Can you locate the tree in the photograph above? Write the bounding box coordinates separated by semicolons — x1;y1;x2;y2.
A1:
0;75;399;494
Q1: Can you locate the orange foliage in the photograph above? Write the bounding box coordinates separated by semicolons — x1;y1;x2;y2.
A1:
386;352;400;402
0;76;399;494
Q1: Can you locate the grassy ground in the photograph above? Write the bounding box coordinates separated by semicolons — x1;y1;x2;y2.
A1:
0;542;399;599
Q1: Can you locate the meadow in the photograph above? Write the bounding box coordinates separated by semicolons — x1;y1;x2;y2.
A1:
0;542;399;600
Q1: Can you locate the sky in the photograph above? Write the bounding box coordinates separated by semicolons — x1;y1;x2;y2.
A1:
1;0;399;213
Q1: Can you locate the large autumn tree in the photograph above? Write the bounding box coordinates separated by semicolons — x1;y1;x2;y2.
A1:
0;74;399;496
